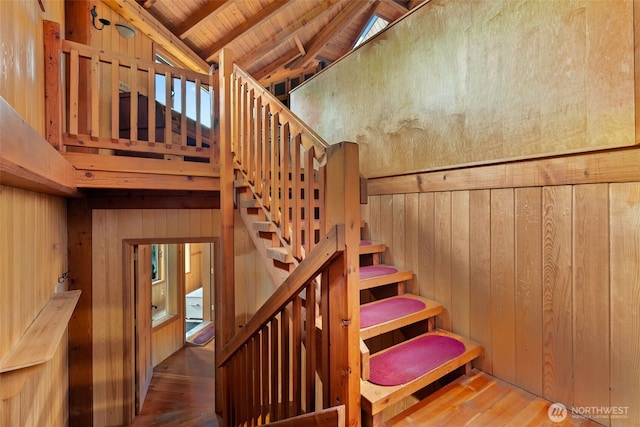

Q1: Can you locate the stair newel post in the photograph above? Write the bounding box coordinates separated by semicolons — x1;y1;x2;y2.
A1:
323;141;361;427
217;47;235;422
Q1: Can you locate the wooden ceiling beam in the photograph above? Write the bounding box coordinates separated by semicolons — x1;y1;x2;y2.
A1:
175;0;229;40
252;46;301;81
202;0;290;62
239;0;342;68
381;0;410;17
286;0;375;70
102;0;211;74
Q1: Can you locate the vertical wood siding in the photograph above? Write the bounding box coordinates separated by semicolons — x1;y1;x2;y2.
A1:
0;186;69;426
365;182;640;426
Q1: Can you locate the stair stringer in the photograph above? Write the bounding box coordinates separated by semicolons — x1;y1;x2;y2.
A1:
237;200;291;287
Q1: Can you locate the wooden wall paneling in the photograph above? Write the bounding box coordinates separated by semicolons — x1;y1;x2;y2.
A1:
0;187;16;357
451;191;470;338
434;192;452;330
119;210;143;424
573;184;610;426
405;193;420;295
609;183;640;426
490;188;516;384
189;209;203;237
541;186;573;406
392;194;406;271
360;196;371;240
153;208;168;238
379;194;394;266
91;209;108;427
514;187;543;396
469;189;492;373
417;193;435;300
67;197;94;426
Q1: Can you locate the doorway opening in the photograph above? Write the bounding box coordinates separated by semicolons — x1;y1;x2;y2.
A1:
129;239;216;417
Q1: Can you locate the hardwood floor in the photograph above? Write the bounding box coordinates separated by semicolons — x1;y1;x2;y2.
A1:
386;370;603;427
131;344;603;427
132;339;221;427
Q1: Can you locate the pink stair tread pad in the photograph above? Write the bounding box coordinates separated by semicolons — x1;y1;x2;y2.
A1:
360;240;373;246
360;265;398;280
369;335;466;386
360;297;426;329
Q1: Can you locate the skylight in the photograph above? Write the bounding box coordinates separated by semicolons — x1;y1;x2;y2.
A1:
354;15;390;49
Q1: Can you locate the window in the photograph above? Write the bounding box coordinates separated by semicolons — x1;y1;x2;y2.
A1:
154;52;212;128
354;15;390;49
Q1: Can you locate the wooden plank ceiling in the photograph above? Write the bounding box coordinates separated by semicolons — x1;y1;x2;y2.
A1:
128;0;423;85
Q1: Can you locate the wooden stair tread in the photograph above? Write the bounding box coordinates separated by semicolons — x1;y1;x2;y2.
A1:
253;221;276;233
360;294;442;340
359;240;385;255
239;198;260;208
359;264;413;290
360;329;482;415
266;246;293;264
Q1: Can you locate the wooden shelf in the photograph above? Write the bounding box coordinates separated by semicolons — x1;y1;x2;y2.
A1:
0;290;81;399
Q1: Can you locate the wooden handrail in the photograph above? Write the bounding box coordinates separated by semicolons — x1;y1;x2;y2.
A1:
219;48;361;426
232;65;328;163
217;224;344;367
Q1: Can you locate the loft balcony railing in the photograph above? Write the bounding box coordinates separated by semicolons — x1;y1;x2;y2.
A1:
44;22;219;174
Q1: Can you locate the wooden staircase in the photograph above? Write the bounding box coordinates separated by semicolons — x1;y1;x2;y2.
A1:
356;232;482;427
235;175;482;426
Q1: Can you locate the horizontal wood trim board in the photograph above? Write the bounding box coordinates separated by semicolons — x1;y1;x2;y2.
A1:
84;189;220;209
75;170;219;191
63;135;211;159
0;97;78;196
64;153;220;177
367;147;640;195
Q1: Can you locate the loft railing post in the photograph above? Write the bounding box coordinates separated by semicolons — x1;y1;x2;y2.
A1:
44;20;62;150
210;64;220;166
323;141;361;427
218;47;235;421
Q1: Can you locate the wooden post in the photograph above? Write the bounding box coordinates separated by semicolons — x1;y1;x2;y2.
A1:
324;141;361;427
210;64;220;165
44;20;62;150
217;48;235;420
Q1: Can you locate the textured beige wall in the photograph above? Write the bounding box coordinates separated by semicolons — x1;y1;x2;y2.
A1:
291;0;636;178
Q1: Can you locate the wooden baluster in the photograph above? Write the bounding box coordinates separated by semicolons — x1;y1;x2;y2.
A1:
90;54;100;141
246;339;254;427
281;307;290;419
111;59;120;143
232;75;241;157
292;133;302;258
270;317;279;421
320;268;330;408
281;122;290;241
195;77;202;150
147;67;156;145
261;325;270;423
238;82;246;167
254;96;263;195
292;295;302;415
305;281;317;413
180;74;187;150
246;88;254;178
210;68;218;164
164;71;172;146
69;50;79;138
128;60;138;144
262;104;270;204
304;147;315;254
253;334;261;425
271;112;280;222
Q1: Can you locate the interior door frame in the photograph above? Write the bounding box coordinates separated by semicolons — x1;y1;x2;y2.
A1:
122;237;220;424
